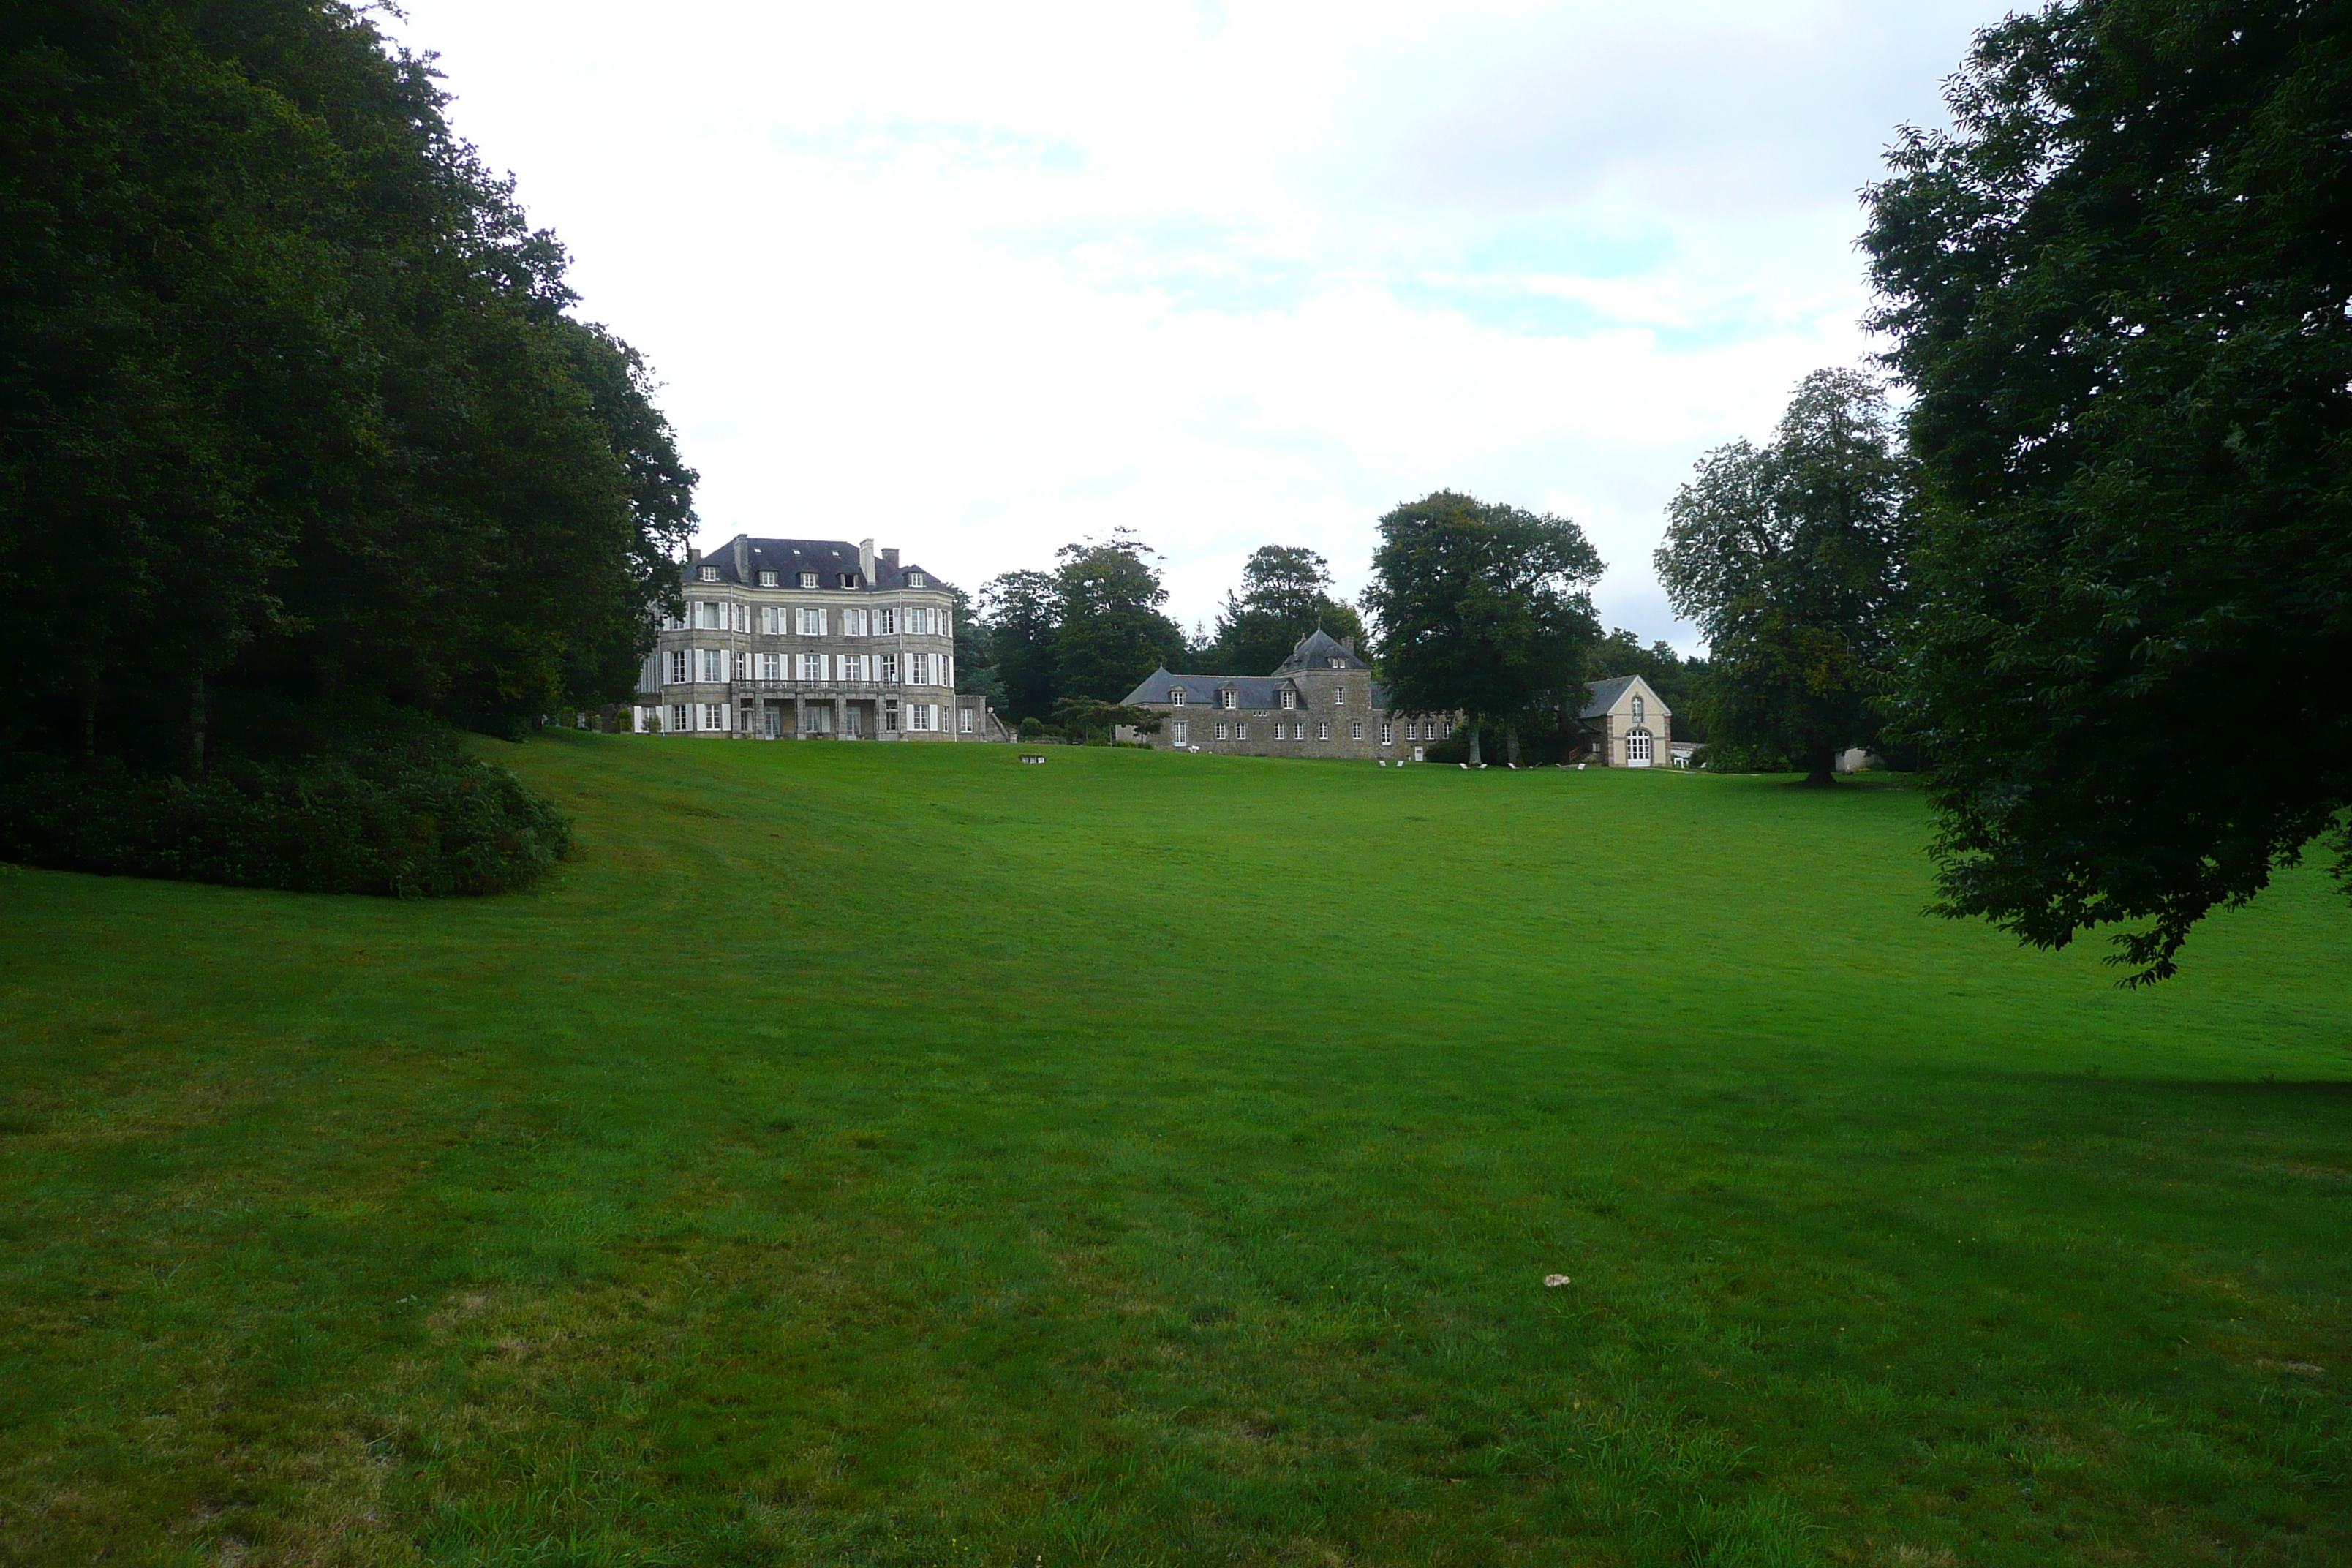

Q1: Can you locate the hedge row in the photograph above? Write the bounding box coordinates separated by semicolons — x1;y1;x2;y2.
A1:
0;731;570;897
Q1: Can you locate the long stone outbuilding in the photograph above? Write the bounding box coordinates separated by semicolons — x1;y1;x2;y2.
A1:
1116;630;1463;761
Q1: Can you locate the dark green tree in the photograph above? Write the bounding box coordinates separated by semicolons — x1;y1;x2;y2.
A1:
977;568;1060;723
1655;370;1910;785
1052;532;1185;704
1864;0;2352;982
1206;545;1367;674
0;0;696;764
1363;491;1605;766
1051;697;1163;746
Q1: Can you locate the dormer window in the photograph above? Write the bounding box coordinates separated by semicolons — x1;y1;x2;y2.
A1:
1220;689;1237;709
798;571;818;589
1280;689;1298;710
699;565;719;582
1632;695;1646;722
906;572;926;587
1169;686;1186;706
839;573;857;589
1329;657;1343;668
758;570;777;587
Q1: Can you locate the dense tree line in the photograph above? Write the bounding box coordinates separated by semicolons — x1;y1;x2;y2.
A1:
966;534;1374;732
1;0;694;772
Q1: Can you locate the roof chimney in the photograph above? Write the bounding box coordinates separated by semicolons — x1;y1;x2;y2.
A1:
858;538;876;584
731;535;750;583
685;546;700;565
881;547;900;572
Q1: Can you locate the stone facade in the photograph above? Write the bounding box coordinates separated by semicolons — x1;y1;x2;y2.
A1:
633;533;1011;742
1117;630;1460;761
1579;675;1672;766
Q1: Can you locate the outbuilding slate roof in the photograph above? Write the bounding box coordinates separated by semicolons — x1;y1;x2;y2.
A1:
1579;674;1669;718
1272;628;1369;673
687;537;938;591
1121;666;1395;712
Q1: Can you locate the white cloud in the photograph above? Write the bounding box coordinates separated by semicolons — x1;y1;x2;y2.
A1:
382;0;2008;650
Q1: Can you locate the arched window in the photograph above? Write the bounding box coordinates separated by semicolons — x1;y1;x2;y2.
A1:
1627;728;1654;765
1631;695;1645;723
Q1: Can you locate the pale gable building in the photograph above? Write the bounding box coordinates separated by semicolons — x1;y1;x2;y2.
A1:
1579;675;1672;767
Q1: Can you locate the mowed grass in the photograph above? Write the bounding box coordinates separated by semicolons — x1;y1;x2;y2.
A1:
2;737;2348;1568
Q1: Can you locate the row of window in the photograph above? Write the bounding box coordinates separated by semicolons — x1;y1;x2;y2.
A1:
663;649;950;686
1166;685;1339;710
667;603;946;637
652;700;961;734
694;565;932;590
1166;717;1455;747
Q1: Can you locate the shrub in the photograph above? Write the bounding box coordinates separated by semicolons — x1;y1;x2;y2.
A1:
0;724;570;897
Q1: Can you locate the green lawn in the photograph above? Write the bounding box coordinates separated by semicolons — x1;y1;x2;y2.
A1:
3;736;2347;1567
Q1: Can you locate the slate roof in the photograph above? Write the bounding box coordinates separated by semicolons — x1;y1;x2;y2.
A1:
1122;666;1395;712
685;535;938;591
1579;674;1669;719
1272;628;1368;674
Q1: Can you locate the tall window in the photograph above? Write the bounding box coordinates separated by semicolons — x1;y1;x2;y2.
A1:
843;608;870;636
910;653;934;686
1221;689;1237;709
667;649;688;684
799;652;825;682
879;608;899;635
1334;686;1346;706
1379;722;1394;745
910;703;935;731
1632;695;1646;723
880;653;900;682
1279;689;1297;710
702;702;727;731
1169;686;1186;706
1443;721;1455;739
1236;723;1249;742
699;648;727;682
882;703;900;732
758;653;783;681
1215;723;1230;741
1317;723;1330;741
960;707;976;734
795;607;826;636
1351;722;1364;741
670;704;687;732
1172;720;1188;745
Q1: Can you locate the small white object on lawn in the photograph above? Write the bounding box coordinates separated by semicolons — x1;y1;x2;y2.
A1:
1543;1274;1571;1288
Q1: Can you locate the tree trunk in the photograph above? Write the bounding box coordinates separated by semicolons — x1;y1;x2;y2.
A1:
1505;725;1522;766
1799;742;1836;788
187;673;208;779
78;664;99;759
1466;725;1482;766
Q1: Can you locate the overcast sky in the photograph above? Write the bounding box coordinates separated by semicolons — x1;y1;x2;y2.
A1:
381;0;2011;650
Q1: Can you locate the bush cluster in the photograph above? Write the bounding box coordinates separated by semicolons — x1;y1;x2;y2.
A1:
0;727;569;897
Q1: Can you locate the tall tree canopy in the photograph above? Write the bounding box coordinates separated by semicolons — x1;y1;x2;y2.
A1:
1655;370;1911;785
0;0;693;763
975;569;1059;723
1364;491;1604;765
1864;0;2352;981
1051;532;1186;705
1206;545;1366;674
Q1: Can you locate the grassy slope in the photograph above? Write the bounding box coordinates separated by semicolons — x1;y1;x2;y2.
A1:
1;735;2346;1568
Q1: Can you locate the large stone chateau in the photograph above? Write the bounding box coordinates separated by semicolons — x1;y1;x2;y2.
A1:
633;534;1011;741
